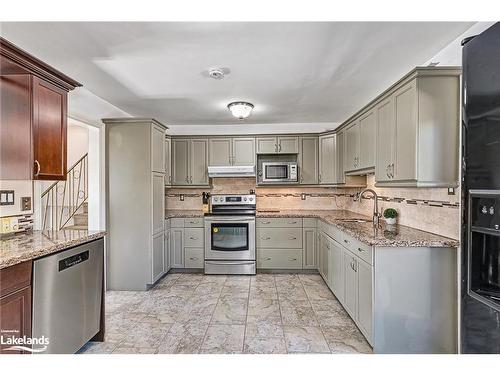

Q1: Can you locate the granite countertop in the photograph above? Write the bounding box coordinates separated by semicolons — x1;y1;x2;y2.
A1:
0;230;106;269
166;209;459;248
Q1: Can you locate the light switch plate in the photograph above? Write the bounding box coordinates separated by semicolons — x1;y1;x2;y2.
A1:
0;190;15;206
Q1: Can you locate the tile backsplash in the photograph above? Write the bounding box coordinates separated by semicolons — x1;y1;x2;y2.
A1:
166;175;460;239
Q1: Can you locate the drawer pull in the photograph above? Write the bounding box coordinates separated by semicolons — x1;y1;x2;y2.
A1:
288;221;298;224
289;258;297;261
261;237;271;240
265;257;272;261
189;257;198;260
189;220;199;224
189;237;198;240
357;247;365;252
344;239;349;244
261;221;271;224
289;237;297;240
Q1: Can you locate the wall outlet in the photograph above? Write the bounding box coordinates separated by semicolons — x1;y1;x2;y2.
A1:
21;197;31;211
447;188;455;195
180;194;185;201
301;193;306;200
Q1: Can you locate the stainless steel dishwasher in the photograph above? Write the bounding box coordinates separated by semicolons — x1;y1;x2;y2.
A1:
32;238;104;354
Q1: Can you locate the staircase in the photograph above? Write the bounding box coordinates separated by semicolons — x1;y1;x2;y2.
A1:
41;153;88;230
64;202;88;230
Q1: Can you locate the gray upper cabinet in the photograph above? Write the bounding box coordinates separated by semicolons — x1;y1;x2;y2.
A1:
278;136;299;153
373;69;460;187
190;139;209;185
344;121;360;172
172;138;190;185
318;134;336;184
151;124;166;173
358;108;376;170
256;136;298;154
335;130;345;184
299;136;318;184
172;138;209;186
165;137;172;186
209;137;255;166
232;137;255;166
256;137;278;153
209;138;232;166
375;96;395;183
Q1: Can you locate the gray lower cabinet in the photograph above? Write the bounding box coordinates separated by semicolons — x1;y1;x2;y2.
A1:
302;226;317;269
299;136;318;184
343;250;358;321
168;217;205;269
170;227;184;268
164;221;171;273
257;249;302;269
329;237;344;303
152;232;165;283
357;258;373;341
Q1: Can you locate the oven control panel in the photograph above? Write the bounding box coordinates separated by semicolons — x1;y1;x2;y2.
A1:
211;194;256;205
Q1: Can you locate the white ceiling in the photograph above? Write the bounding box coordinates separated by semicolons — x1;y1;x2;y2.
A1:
1;22;474;128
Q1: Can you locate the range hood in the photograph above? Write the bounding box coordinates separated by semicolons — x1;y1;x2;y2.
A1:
208;165;255;178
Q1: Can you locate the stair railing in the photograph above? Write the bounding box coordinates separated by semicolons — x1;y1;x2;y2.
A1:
41;153;88;230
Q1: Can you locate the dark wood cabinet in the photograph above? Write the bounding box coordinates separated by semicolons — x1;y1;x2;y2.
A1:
0;37;80;180
0;261;32;355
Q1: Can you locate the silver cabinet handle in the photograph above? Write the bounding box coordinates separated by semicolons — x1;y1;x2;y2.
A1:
189;237;198;240
358;247;365;252
185;176;189;183
265;257;272;261
289;237;297;240
300;175;304;183
274;144;278;152
386;164;390;179
168;175;172;183
261;221;271;224
189;257;198;260
391;163;395;178
344;239;349;244
279;143;282;152
288;221;298;224
189;220;198;224
34;160;41;176
289;258;297;261
261;237;271;240
318;174;322;182
190;176;193;184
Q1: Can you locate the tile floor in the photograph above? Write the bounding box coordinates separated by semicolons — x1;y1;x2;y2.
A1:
79;273;372;354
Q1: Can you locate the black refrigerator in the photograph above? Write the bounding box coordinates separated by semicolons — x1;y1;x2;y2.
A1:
461;22;500;353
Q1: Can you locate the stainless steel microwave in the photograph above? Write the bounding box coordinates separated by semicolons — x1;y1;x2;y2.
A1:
261;162;298;183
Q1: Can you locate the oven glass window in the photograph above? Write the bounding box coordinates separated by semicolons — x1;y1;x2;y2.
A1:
470;231;500;307
211;223;249;251
265;165;288;179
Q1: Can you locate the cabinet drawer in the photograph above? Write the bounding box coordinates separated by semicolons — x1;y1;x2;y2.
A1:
257;227;302;249
318;220;343;243
184;228;204;247
185;248;204;268
257;249;302;269
171;218;184;228
184;218;204;227
342;232;373;265
256;218;302;228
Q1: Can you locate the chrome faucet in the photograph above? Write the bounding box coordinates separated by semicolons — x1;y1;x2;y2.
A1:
354;188;381;227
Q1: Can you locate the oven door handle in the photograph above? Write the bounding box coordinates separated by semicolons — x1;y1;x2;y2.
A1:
204;217;255;223
205;261;255;266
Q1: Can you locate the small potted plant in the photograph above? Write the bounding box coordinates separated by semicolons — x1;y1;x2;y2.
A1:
383;208;398;225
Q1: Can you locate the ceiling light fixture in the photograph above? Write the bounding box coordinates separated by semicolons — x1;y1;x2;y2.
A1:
208;67;226;79
227;101;254;120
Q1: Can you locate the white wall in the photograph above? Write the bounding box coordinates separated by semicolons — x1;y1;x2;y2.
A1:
67;120;89;166
0;180;33;217
424;22;496;66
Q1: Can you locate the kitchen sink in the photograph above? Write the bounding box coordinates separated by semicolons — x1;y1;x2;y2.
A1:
337;218;372;223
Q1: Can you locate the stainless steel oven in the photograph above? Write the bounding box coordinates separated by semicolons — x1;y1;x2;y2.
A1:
262;161;298;183
204;194;256;274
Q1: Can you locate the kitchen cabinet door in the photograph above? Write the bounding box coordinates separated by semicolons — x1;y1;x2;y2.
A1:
0;286;31;354
164;229;171;272
359;109;376;169
32;76;67;180
256;137;278;154
343;251;358;319
394;80;418;182
232;137;255;166
152;232;164;283
151;124;165;173
344;121;360;172
375;96;395;182
303;227;317;269
278;136;299;154
209;138;232;166
299;136;318;184
172;139;190;185
335;130;345;184
357;259;373;342
152;173;165;235
170;227;184;268
329;239;344;303
190;139;209;185
165;137;172;185
318;134;336;184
